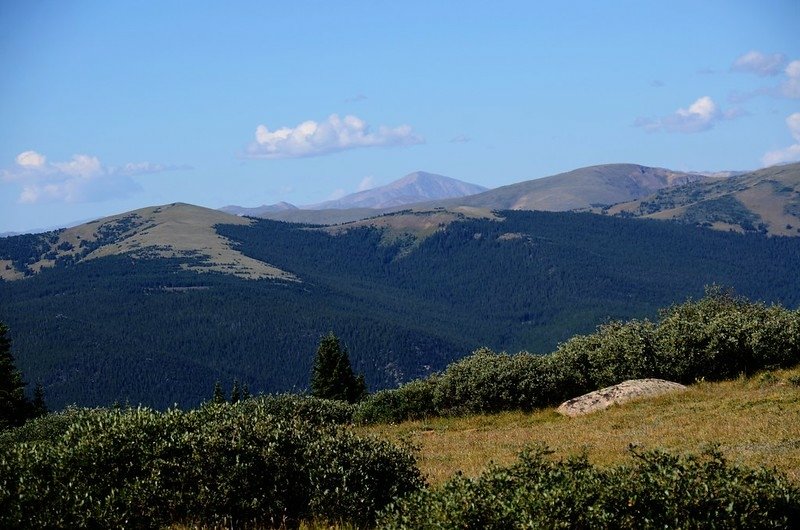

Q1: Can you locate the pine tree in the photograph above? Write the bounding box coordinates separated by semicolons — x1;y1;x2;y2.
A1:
211;381;226;404
241;383;251;401
310;332;367;403
0;323;32;429
230;379;241;404
31;382;47;418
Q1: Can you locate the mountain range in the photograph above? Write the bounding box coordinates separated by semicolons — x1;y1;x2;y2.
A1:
597;163;800;236
220;171;486;217
2;162;800;410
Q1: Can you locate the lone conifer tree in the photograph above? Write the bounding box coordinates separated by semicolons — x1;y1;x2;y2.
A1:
310;332;367;403
230;379;241;404
0;323;33;429
211;381;226;404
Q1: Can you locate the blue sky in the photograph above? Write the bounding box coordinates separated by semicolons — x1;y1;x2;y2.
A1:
1;1;799;232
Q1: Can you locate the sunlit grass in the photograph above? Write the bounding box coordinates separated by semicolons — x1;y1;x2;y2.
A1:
360;365;800;486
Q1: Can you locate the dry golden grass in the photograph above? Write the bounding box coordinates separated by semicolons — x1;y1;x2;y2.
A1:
360;366;800;486
0;203;296;281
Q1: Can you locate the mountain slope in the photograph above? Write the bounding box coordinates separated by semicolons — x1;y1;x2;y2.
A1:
310;171;488;209
248;164;710;225
2;208;800;410
0;203;294;281
428;164;707;211
600;163;800;236
220;201;298;217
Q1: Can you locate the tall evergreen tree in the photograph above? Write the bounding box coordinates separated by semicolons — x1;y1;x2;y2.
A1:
211;381;226;404
230;379;241;404
31;382;47;418
0;323;32;429
310;332;367;403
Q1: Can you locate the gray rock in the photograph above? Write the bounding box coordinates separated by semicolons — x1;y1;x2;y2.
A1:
557;379;687;417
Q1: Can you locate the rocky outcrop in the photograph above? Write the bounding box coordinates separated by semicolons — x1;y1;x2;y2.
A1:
557;379;687;417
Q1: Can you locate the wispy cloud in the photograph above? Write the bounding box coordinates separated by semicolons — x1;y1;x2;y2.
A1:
244;114;423;159
727;52;799;101
449;134;472;143
357;176;376;192
345;94;368;103
634;96;744;134
326;188;347;201
762;113;800;167
731;51;787;76
1;150;189;204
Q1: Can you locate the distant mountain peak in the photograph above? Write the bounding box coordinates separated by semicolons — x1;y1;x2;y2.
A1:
309;171;488;209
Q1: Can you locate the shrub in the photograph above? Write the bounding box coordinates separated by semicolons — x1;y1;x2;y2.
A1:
379;446;800;529
355;377;439;424
0;405;83;446
357;287;800;424
654;287;800;382
0;403;422;528
240;393;356;425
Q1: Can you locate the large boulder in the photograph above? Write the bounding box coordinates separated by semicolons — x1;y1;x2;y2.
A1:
557;379;687;417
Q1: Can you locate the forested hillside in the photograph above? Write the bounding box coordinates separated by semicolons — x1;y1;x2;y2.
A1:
1;210;799;409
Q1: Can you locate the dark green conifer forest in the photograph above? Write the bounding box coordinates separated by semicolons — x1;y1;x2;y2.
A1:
1;210;799;409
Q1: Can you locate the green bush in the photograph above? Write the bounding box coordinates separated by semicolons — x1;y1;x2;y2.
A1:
379;446;800;529
356;287;800;423
654;287;800;382
355;377;439;424
240;393;356;425
0;405;83;446
0;402;422;528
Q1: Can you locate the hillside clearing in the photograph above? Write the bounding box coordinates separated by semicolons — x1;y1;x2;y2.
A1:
361;365;800;486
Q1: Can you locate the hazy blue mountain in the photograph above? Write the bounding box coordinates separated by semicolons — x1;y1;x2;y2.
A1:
426;164;709;211
220;201;298;217
308;171;488;209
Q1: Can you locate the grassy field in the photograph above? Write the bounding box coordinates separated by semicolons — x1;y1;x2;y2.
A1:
361;365;800;486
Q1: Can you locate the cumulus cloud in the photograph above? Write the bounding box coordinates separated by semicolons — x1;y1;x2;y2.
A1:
1;150;188;204
244;114;423;159
635;96;743;134
357;176;376;192
731;51;787;76
762;113;800;167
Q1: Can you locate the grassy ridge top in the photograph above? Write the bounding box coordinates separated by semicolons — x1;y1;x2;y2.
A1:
363;364;800;486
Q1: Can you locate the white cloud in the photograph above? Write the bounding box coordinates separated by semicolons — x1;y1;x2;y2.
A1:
449;134;472;143
244;114;423;159
357;176;376;192
762;113;800;167
731;51;787;76
16;150;46;168
635;96;743;134
781;60;800;99
2;150;188;204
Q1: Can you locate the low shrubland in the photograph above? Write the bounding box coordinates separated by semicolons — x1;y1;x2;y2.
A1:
0;400;420;528
356;287;800;423
379;445;800;529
